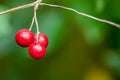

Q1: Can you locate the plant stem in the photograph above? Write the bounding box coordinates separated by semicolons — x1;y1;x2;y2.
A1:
40;3;120;28
0;2;119;28
29;0;42;32
0;2;36;15
34;6;40;34
34;0;42;42
29;15;35;31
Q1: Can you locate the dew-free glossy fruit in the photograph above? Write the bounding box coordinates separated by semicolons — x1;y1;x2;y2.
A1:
15;29;34;47
34;33;48;47
28;42;46;60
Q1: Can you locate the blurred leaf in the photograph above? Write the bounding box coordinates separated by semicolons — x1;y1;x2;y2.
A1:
0;5;11;36
76;15;106;46
102;50;120;73
84;65;113;80
0;5;12;58
70;0;94;14
104;0;120;19
69;0;107;46
109;27;120;49
95;0;106;13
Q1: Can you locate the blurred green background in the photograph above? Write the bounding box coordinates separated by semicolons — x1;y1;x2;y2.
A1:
0;0;120;80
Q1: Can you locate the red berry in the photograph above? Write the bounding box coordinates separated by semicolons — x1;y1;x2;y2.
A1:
28;42;46;60
34;33;48;47
15;29;34;47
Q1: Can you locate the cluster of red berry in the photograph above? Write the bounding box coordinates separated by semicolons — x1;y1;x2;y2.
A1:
15;29;48;60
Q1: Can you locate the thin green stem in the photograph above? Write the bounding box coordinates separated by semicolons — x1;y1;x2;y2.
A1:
29;15;35;31
34;6;40;34
34;0;42;42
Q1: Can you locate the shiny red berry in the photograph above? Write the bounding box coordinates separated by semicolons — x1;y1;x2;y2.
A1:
28;42;46;60
34;33;48;47
15;29;34;47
